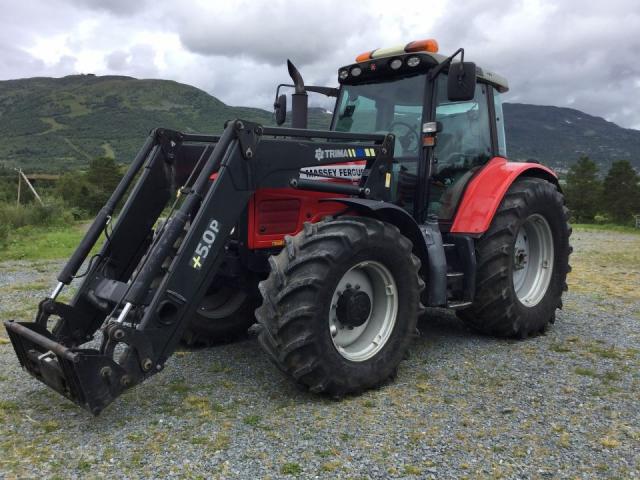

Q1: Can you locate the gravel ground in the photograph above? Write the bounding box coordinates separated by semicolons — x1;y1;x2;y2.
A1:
0;229;638;479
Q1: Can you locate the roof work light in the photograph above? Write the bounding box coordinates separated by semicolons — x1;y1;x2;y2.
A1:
355;38;439;62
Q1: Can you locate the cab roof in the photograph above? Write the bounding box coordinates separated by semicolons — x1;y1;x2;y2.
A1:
338;39;509;93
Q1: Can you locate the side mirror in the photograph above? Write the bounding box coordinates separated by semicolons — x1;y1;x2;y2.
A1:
274;94;287;125
447;62;476;101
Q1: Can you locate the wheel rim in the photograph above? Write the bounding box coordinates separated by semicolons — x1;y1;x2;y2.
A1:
512;214;554;306
198;287;247;319
329;261;398;362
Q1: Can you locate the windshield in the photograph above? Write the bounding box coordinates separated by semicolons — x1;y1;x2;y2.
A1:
332;74;426;160
331;74;426;212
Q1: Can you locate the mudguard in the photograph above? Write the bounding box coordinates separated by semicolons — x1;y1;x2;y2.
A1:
329;198;428;263
450;157;558;235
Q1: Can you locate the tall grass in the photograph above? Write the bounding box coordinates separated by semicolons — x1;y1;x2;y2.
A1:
0;199;77;249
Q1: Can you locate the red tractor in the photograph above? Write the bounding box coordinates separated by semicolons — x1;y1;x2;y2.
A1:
5;39;571;414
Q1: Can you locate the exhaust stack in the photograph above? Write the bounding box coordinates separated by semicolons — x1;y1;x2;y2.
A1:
287;59;308;129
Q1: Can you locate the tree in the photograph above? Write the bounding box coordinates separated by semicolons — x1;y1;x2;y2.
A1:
56;172;99;213
564;156;601;222
602;160;640;224
56;157;123;215
86;157;122;193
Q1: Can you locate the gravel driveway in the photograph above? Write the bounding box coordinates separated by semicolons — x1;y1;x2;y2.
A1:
0;229;638;479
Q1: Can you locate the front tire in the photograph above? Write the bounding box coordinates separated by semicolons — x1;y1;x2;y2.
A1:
458;177;571;338
256;216;424;396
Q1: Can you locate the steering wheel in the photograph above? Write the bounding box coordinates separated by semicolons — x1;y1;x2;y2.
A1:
388;121;420;153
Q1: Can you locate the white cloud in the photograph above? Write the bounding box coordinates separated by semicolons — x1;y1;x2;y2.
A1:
0;0;639;129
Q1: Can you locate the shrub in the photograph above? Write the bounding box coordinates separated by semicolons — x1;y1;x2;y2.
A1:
0;198;74;230
0;222;9;249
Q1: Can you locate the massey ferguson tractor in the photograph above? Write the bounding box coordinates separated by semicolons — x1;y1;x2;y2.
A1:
4;39;571;414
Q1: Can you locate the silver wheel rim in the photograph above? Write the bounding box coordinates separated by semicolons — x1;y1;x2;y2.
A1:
512;214;554;306
329;261;398;362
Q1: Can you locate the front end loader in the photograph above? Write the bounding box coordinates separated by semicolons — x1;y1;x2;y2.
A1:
5;39;571;414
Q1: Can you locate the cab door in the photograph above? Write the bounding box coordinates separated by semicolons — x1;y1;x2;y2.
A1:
427;76;495;221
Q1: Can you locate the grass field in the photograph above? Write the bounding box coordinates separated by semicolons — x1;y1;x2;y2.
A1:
571;223;640;235
0;223;87;261
0;226;638;478
1;221;638;266
1;71;639;478
568;226;640;302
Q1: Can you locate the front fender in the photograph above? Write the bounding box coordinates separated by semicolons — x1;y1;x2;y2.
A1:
450;157;558;235
326;198;429;270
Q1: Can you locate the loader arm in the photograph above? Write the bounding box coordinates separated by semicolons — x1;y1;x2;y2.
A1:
4;120;394;414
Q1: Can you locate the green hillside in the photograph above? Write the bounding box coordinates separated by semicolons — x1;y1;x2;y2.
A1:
0;74;280;172
0;75;638;172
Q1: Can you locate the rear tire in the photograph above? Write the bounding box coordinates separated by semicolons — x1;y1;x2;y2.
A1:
182;283;259;347
153;220;259;347
256;216;424;396
457;177;571;338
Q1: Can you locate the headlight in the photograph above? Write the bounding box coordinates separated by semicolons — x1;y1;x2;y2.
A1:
390;58;403;70
350;66;362;77
339;70;348;80
407;56;420;67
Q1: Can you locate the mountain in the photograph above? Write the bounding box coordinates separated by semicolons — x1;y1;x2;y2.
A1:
503;103;640;171
0;75;638;172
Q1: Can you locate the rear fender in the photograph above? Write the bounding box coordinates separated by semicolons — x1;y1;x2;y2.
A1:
450;157;558;235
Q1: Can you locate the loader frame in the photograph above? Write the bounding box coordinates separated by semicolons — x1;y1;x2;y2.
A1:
5;121;397;414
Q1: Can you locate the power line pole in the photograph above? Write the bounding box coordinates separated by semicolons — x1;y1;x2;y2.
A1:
17;169;21;206
14;168;44;206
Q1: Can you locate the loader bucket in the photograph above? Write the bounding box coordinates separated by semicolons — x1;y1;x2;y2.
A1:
4;320;128;415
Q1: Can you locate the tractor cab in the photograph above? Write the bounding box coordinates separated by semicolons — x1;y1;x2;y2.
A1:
276;39;509;225
332;39;509;224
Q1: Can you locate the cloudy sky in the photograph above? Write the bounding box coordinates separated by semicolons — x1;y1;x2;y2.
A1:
1;0;639;129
